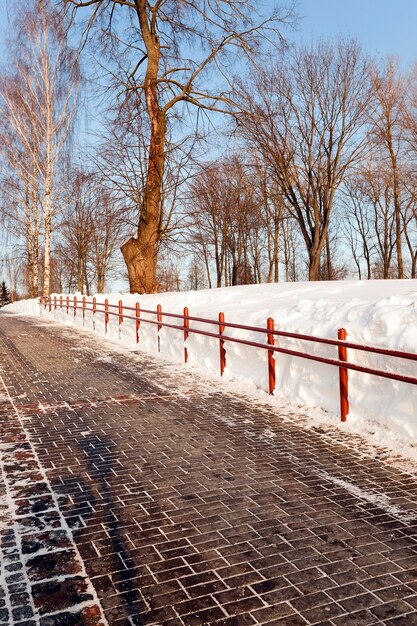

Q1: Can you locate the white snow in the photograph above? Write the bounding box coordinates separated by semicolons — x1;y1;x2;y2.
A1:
4;279;417;462
317;470;417;523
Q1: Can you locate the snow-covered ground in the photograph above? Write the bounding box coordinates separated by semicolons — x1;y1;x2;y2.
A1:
5;279;417;461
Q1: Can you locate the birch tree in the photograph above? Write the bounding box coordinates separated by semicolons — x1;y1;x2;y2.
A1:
11;0;80;296
0;74;41;297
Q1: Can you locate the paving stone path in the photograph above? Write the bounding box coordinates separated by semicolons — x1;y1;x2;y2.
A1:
1;313;417;626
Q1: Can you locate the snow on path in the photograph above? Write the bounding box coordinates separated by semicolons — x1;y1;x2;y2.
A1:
0;374;109;625
316;470;417;524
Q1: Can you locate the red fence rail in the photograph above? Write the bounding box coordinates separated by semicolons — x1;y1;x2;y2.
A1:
39;295;417;422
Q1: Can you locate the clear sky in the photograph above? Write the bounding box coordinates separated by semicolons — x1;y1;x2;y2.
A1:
293;0;417;67
1;0;417;66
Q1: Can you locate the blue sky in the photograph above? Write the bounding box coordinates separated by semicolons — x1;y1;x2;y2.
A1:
1;0;417;67
293;0;417;67
1;0;417;286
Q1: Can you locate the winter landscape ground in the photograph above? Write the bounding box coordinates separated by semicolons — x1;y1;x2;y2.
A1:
3;0;417;623
7;279;417;464
1;284;417;625
1;303;417;625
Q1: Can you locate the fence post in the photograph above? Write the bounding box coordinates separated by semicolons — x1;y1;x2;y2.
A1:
54;296;57;310
219;312;226;376
135;303;140;343
105;299;109;333
49;297;52;312
82;296;86;326
338;328;349;422
184;307;189;363
92;297;96;330
119;300;123;339
60;295;63;309
157;304;162;352
74;295;77;317
66;295;69;314
267;317;276;395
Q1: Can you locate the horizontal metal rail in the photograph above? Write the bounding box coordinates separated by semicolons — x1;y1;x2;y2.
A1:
40;295;417;422
62;298;417;362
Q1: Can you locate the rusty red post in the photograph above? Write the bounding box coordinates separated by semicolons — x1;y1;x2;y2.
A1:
74;295;77;317
49;297;52;312
267;317;276;395
135;303;140;343
105;298;109;333
60;295;63;309
219;312;226;376
66;295;69;314
82;296;86;325
54;296;57;310
184;306;189;363
157;304;162;352
118;300;123;338
338;328;349;422
92;297;96;330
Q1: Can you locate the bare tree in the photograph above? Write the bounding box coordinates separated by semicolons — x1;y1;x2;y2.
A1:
400;63;417;277
188;156;261;287
56;168;124;293
188;163;228;288
0;0;80;297
94;95;193;271
252;158;287;283
370;57;406;278
341;175;375;279
92;188;124;293
237;38;373;280
0;73;41;297
65;0;294;293
362;162;397;279
59;169;95;293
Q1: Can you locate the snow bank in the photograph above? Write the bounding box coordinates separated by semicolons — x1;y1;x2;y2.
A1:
4;280;417;460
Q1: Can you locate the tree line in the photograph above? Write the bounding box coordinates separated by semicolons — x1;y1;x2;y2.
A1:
1;1;416;296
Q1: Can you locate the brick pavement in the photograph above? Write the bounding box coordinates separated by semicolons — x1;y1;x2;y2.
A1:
1;312;417;626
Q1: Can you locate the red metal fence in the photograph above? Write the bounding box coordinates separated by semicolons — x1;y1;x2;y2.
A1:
40;295;417;422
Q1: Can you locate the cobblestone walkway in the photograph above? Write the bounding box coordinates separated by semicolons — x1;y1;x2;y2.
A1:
1;313;417;626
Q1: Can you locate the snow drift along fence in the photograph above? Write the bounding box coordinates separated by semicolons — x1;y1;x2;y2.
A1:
40;295;417;423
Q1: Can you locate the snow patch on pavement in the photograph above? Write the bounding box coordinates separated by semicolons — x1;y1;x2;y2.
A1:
317;470;417;523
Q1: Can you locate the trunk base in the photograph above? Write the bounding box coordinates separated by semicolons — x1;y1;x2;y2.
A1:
121;237;157;294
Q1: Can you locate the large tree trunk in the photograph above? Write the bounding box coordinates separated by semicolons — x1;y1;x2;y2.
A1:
77;253;83;292
121;236;158;294
97;269;105;293
308;251;321;281
121;4;165;294
120;134;164;295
